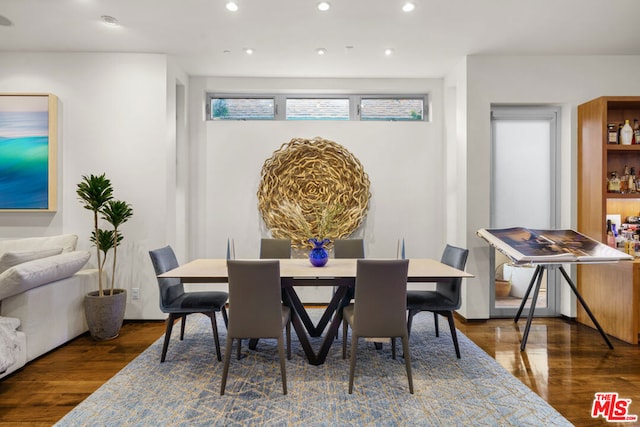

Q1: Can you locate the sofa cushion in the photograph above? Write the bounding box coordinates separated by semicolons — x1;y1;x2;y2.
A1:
0;248;64;274
0;251;91;301
0;234;78;254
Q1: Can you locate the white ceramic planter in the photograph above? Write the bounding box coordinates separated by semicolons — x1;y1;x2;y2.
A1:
503;264;537;298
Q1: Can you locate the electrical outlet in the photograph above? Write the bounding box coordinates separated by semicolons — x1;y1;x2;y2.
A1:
132;288;140;300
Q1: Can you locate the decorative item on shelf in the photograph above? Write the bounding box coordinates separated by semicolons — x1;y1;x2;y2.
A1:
627;216;640;224
308;238;330;267
608;171;621;193
257;137;371;248
621;120;633;145
634;119;640;145
608;123;619;144
76;173;134;341
621;166;630;193
607;219;616;248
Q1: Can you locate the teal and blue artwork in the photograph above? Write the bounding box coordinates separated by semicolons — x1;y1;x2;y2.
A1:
0;95;50;210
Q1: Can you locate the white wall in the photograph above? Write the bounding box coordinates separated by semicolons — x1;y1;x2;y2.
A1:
463;55;640;319
185;79;445;258
187;77;446;300
0;52;171;319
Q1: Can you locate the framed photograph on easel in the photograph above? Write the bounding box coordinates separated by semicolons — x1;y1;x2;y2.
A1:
0;93;58;211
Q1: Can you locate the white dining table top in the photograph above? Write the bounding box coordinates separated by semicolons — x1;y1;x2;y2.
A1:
159;258;473;283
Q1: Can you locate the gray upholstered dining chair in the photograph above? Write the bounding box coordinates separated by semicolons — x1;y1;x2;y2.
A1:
406;244;469;359
333;238;365;259
149;245;229;363
221;260;291;395
259;238;291;259
342;259;413;394
332;238;365;337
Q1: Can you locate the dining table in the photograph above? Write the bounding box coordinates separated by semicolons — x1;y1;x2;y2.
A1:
159;257;473;365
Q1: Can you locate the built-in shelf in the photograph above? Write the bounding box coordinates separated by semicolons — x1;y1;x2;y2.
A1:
606;194;640;199
608;145;640;151
578;95;640;345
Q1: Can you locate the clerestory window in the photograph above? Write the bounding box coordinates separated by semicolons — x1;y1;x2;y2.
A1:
207;94;428;122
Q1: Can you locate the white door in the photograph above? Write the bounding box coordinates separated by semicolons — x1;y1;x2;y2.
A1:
490;106;561;317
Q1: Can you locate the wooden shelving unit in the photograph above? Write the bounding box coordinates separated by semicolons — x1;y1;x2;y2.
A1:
577;96;640;344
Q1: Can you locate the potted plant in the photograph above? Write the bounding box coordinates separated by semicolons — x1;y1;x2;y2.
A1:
77;173;133;340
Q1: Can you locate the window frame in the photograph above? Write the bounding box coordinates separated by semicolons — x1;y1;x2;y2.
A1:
285;96;351;121
206;93;429;122
358;96;426;121
208;95;276;121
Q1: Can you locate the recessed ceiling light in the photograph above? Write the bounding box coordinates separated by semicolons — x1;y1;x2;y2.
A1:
244;48;254;55
402;2;415;12
0;15;13;27
384;48;394;56
316;48;327;56
317;2;331;11
226;1;239;12
100;15;120;27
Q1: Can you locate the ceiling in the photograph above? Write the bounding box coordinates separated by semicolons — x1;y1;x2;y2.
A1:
1;0;638;79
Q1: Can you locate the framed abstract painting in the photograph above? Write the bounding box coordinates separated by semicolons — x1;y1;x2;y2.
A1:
0;94;58;211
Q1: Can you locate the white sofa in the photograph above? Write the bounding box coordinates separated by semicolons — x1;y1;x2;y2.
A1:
0;234;97;379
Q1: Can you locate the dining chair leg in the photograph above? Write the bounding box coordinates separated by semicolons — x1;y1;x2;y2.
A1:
220;336;233;395
407;309;417;337
342;319;348;359
348;335;359;394
286;321;292;360
236;339;242;360
445;311;461;358
391;337;397;360
161;313;177;363
209;312;222;361
221;305;229;328
277;335;288;395
434;312;440;337
333;287;340;340
180;314;187;340
401;335;414;394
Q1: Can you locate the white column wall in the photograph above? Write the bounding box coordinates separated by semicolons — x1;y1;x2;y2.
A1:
443;58;470;316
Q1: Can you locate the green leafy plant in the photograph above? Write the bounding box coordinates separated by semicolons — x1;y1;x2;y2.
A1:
77;173;133;296
410;110;422;120
212;98;229;118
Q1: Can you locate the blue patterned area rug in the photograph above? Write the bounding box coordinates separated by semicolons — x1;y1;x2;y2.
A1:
56;310;571;426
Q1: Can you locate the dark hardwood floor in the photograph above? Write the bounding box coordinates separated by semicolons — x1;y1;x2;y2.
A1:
1;316;639;426
458;317;640;427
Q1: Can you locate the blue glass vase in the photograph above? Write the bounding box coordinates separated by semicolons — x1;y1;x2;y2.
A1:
308;238;330;267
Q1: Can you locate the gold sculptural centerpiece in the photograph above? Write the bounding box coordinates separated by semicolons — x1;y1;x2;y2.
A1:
257;137;371;248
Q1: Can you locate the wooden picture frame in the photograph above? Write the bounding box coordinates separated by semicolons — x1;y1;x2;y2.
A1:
0;93;58;212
